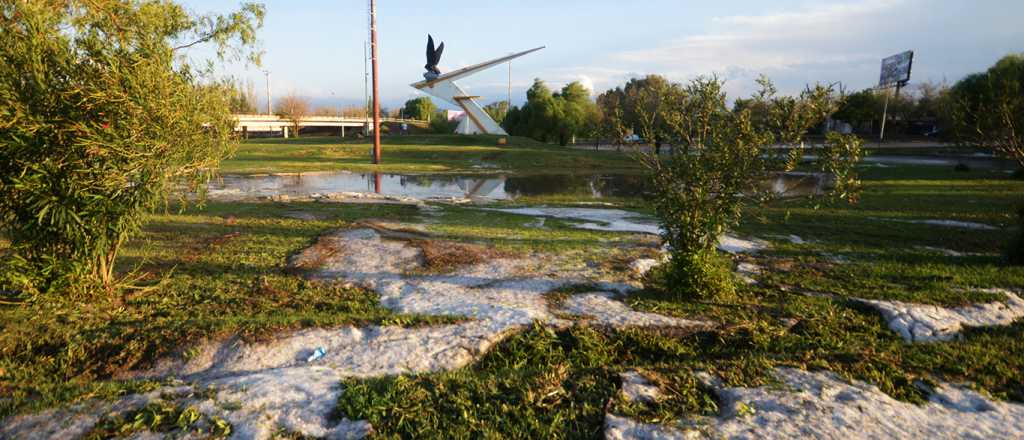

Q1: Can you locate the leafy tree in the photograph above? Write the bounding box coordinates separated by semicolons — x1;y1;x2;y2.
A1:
502;104;522;134
641;77;862;301
429;110;457;133
483;101;509;125
949;54;1024;265
0;0;264;294
505;80;599;145
596;89;629;149
949;54;1024;168
832;89;881;133
552;82;598;146
227;78;258;113
276;93;309;138
402;97;437;121
521;79;560;142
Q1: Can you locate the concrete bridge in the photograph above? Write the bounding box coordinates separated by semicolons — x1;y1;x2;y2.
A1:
233;114;430;138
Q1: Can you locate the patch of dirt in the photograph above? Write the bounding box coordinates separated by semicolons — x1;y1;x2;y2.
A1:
601;248;664;275
287;230;346;274
411;239;514;273
183;231;242;263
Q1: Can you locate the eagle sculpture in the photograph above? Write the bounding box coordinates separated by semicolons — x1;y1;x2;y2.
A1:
424;34;444;80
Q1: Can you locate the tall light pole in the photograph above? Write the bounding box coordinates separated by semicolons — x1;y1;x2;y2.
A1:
263;70;271;115
507;61;512;118
369;0;382;164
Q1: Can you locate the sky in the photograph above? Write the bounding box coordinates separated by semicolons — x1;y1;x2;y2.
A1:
179;0;1024;111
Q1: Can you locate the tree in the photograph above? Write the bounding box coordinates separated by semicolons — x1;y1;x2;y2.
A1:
949;54;1024;265
505;79;598;145
402;97;436;121
949;54;1024;168
228;78;258;113
641;77;862;301
430;110;457;133
552;82;598;146
832;89;881;134
276;93;309;138
313;106;341;116
520;79;560;142
0;0;264;294
483;101;509;125
596;89;629;149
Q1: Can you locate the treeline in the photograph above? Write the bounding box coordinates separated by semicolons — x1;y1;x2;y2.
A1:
396;53;1023;153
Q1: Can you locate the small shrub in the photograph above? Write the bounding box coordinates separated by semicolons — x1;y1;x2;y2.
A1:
659;250;736;301
640;76;862;302
954;163;971;172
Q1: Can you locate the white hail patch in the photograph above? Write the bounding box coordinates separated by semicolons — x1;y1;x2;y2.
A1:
605;368;1024;440
4;228;703;439
857;288;1024;343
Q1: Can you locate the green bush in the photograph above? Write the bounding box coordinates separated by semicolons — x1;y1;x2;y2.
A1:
653;249;736;301
430;111;459;134
639;77;862;301
0;1;263;294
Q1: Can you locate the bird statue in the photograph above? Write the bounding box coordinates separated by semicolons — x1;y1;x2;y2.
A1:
424;34;444;80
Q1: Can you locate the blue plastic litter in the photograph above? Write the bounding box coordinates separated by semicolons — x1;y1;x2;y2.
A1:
307;347;327;362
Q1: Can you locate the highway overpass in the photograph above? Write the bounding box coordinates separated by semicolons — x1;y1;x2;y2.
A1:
233;114;429;138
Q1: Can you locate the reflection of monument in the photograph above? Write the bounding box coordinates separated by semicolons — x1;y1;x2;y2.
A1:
412;36;543;135
456;176;505;198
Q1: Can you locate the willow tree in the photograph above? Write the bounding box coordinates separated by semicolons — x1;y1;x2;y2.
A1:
0;0;264;294
639;77;863;300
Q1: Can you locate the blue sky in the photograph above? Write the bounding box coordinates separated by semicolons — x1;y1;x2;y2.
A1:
180;0;1024;111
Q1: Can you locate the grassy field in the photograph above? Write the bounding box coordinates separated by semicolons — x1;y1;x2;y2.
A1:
2;142;1023;436
220;134;646;175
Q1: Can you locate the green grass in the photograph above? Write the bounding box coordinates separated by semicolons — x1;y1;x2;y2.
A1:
220;134;645;175
331;163;1024;436
3;146;1024;436
731;165;1024;306
0;201;457;419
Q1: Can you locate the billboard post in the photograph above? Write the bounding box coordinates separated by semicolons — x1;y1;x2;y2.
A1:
878;50;914;143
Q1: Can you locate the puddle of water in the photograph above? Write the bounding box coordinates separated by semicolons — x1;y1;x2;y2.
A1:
206;173;649;201
206;172;832;201
804;154;1018;169
488;207;661;234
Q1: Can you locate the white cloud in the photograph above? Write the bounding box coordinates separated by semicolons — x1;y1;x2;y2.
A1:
555;0;963;98
605;0;908;96
575;75;595;95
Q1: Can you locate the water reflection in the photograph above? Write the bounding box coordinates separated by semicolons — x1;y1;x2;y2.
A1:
206;172;836;201
206;172;649;201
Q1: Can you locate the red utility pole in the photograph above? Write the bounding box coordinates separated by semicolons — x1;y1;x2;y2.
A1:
370;0;382;164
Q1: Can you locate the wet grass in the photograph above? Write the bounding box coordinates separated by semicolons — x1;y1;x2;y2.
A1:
0;202;455;419
331;163;1024;436
730;164;1024;306
221;134;645;175
2;155;1023;436
336;285;1024;437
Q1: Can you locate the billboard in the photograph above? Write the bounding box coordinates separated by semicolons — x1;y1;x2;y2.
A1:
879;50;913;88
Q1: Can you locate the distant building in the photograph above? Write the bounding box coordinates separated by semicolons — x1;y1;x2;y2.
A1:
446;110;466;122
